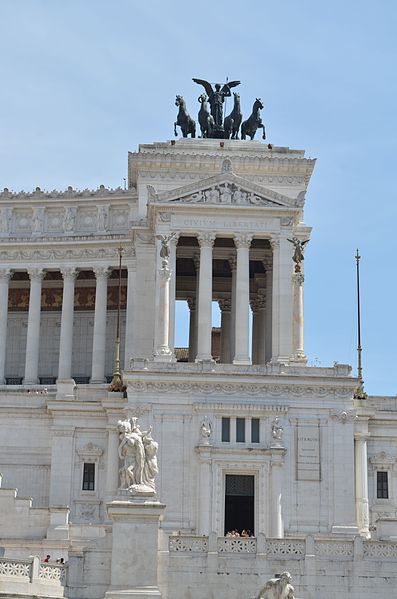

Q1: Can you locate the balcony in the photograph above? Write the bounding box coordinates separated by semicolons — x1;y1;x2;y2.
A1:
0;556;66;598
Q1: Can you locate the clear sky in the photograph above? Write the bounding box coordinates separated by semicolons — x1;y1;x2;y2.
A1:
0;1;396;395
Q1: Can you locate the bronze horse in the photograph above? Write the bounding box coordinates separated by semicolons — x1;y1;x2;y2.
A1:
174;95;196;138
197;93;214;138
241;98;266;140
224;92;242;139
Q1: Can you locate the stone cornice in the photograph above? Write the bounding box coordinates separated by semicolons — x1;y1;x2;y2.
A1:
193;402;288;414
129;140;316;189
0;186;136;203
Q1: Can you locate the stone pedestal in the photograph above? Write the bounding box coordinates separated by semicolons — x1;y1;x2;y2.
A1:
105;499;166;599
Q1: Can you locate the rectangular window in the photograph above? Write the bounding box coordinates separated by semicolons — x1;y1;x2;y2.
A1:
236;418;245;443
377;471;389;499
222;417;230;442
82;462;95;491
251;418;260;443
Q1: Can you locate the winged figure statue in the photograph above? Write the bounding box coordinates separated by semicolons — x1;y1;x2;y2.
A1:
192;78;241;128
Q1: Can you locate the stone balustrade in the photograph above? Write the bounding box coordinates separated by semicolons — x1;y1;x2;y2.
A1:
168;534;397;561
0;556;66;598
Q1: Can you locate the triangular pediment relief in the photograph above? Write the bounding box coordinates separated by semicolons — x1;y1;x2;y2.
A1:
148;170;301;209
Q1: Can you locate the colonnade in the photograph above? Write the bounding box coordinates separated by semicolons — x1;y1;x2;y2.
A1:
0;265;133;385
170;232;304;365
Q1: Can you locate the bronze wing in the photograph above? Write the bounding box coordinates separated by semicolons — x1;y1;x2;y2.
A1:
221;80;241;93
192;78;213;97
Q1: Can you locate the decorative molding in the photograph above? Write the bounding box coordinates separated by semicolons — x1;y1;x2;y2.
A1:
330;410;357;423
76;441;104;462
193;402;288;414
127;380;353;398
0;244;134;262
369;452;396;470
0;185;133;201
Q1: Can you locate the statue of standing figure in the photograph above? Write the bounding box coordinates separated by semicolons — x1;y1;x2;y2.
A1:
287;237;309;273
193;78;241;135
117;417;159;495
271;417;284;445
256;572;296;599
156;233;177;269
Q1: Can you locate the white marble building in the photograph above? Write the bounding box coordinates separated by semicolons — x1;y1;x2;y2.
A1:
0;138;397;599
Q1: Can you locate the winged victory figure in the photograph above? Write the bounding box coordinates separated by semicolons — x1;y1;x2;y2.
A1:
192;78;241;131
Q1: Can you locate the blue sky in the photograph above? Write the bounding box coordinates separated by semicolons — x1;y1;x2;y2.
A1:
0;1;396;395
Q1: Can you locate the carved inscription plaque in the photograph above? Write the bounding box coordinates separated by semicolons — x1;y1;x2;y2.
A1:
296;424;320;481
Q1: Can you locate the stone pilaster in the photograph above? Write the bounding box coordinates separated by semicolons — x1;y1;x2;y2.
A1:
270;447;286;538
0;269;11;384
168;233;179;351
233;234;252;364
196;233;215;361
271;236;293;363
91;266;110;383
124;263;136;369
58;267;77;380
24;268;44;385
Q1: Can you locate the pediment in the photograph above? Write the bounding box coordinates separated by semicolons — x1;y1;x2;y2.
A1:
148;170;302;210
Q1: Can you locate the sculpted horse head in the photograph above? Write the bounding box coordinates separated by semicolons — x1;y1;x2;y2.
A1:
198;93;208;104
175;95;185;108
254;98;264;110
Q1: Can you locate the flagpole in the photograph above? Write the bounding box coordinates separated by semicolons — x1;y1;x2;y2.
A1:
354;248;366;399
109;245;124;393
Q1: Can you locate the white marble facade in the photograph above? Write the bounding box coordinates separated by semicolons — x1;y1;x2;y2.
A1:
0;139;397;599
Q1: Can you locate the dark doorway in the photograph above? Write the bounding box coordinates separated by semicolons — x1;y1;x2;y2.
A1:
224;474;255;535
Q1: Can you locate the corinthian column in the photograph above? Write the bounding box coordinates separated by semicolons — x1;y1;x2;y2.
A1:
233;234;252;364
355;431;370;538
187;297;196;362
153;264;173;361
169;234;179;351
0;269;11;384
229;256;237;363
218;299;231;363
58;267;77;380
251;289;266;365
292;272;306;361
24;268;44;384
91;266;110;383
196;233;215;361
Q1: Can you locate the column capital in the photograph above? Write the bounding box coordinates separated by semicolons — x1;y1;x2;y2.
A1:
234;233;253;249
187;297;196;312
228;255;237;272
27;268;44;281
0;268;11;281
94;266;111;279
270;237;280;251
250;290;266;312
292;272;304;286
61;266;78;280
262;256;273;271
218;298;231;313
197;232;216;248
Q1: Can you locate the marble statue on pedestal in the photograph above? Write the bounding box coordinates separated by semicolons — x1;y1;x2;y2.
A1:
271;417;284;445
257;572;296;599
117;417;159;496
